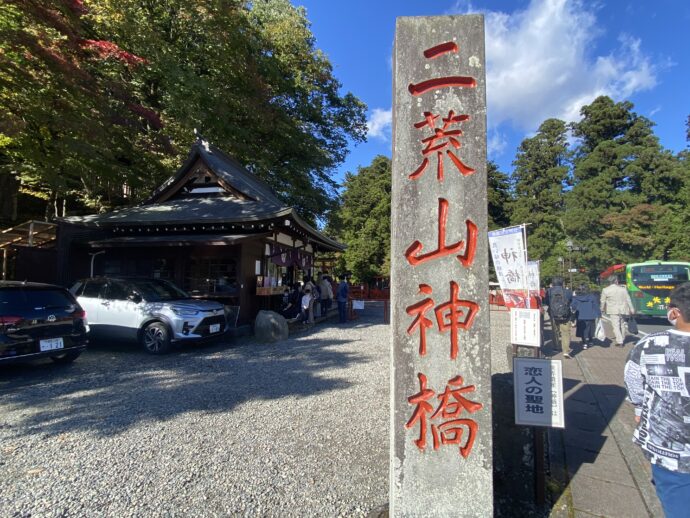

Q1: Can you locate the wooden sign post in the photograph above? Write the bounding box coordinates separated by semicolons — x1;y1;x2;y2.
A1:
390;15;493;516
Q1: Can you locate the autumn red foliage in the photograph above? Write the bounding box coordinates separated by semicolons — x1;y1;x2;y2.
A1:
80;39;147;66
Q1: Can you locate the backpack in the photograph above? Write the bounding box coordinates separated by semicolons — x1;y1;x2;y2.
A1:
549;287;571;321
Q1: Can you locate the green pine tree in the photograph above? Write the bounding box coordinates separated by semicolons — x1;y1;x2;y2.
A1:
510;118;571;280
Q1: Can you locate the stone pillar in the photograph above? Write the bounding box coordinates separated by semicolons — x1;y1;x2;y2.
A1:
390;15;492;516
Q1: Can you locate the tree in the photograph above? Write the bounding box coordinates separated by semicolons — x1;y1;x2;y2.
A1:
1;0;367;223
567;96;687;273
335;155;391;283
84;0;367;223
510;118;571;279
0;0;164;219
487;160;511;230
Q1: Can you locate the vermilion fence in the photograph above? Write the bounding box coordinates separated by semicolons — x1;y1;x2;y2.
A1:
347;284;512;306
348;285;390;300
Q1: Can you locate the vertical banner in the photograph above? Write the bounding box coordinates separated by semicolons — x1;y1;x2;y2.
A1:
391;16;492;516
488;226;528;308
527;260;541;294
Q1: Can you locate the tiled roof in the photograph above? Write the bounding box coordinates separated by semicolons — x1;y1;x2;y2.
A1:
62;139;345;252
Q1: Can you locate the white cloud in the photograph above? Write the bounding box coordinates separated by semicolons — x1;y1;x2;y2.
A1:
487;129;508;158
367;108;392;140
449;0;659;130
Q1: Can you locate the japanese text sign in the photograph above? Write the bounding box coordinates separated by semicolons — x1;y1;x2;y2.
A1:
513;358;565;428
488;226;528;291
391;15;492;516
510;308;542;348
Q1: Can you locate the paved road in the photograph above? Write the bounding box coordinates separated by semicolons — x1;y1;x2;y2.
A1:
636;316;670;338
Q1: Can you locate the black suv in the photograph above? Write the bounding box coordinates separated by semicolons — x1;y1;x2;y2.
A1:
0;281;88;364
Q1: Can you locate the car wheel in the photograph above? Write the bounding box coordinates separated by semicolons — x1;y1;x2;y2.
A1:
140;322;171;354
50;350;82;364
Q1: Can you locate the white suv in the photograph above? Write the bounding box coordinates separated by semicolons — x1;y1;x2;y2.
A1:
71;277;228;354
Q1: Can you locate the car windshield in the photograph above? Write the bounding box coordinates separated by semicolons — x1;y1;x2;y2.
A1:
0;288;75;314
129;279;189;302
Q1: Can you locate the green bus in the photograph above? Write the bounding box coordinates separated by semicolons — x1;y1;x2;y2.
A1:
600;261;690;317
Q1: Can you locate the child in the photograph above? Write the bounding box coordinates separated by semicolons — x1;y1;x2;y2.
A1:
300;288;312;324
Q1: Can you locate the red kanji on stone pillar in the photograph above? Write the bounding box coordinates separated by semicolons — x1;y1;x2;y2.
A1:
406;373;482;457
409;110;475;181
408;41;476;96
405;198;477;268
405;372;436;449
406;284;435;356
434;281;479;360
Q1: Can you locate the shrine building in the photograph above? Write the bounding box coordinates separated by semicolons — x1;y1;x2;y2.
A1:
56;138;344;325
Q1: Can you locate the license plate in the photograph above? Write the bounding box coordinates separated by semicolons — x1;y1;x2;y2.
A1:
209;324;221;334
40;337;64;351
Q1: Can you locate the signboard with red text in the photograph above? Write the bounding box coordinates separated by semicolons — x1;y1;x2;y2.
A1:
390;15;492;516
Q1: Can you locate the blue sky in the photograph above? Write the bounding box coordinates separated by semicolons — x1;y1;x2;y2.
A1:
294;0;690;182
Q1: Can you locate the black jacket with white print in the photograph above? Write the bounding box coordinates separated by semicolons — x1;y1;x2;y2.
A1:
624;329;690;473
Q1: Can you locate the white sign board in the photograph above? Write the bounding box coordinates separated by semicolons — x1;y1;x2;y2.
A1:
513;358;564;428
352;300;365;310
510;308;541;347
488;227;527;291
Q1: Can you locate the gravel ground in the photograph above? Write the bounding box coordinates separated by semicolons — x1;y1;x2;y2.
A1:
0;304;389;517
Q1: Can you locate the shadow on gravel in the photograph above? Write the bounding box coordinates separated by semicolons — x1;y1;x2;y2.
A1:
0;328;372;438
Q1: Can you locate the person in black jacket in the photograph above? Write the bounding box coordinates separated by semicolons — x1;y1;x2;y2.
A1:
280;284;300;320
545;277;573;356
571;284;601;352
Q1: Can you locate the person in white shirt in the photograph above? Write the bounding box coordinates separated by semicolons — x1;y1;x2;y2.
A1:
300;288;312;324
600;276;635;347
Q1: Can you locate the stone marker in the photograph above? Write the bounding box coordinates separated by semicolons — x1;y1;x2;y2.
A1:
254;310;289;342
390;15;492;516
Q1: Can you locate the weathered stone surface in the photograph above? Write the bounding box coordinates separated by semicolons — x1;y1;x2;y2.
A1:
390;15;492;516
254;310;289;342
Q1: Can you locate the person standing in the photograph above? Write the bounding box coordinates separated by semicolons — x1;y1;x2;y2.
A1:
303;276;317;323
545;277;574;356
600;276;634;347
319;273;334;313
336;275;349;324
624;282;690;517
571;284;601;350
300;287;313;324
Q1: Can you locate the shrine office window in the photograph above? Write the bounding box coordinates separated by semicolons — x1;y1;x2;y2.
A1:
184;257;239;295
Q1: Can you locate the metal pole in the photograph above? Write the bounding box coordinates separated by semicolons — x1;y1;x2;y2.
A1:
89;250;105;277
534;345;545;506
535;426;545;505
2;248;7;280
522;224;529;309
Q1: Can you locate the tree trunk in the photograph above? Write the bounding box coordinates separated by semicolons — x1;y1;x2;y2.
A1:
0;173;18;225
45;190;56;222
